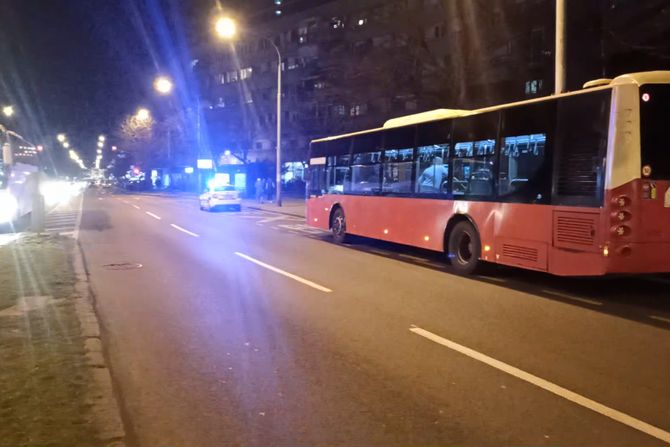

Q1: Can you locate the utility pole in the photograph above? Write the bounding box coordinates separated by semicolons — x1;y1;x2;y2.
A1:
555;0;566;95
271;40;283;207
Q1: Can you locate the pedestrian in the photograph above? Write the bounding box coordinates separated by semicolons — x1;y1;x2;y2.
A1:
255;178;263;203
264;178;272;203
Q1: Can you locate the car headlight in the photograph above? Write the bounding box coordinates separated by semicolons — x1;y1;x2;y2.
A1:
0;191;18;223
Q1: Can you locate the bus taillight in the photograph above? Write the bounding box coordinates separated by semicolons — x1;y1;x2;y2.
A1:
613;195;630;208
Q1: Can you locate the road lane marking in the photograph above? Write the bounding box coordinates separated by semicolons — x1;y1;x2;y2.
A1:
409;326;670;444
650;315;670;324
257;215;290;224
145;211;161;220
479;275;507;283
132;204;141;210
121;200;130;204
170;224;199;238
541;289;603;306
234;252;332;293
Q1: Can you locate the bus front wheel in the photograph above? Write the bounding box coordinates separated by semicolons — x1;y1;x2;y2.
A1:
447;221;481;275
331;207;348;244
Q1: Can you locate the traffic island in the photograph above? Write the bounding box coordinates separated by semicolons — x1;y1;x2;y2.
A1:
0;234;125;446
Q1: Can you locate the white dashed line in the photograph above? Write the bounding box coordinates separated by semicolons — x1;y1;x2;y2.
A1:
409;326;670;445
145;211;161;220
541;289;603;306
170;224;199;237
234;252;332;293
479;276;507;283
132;204;141;210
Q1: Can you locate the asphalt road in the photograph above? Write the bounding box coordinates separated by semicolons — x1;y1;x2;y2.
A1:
78;189;670;447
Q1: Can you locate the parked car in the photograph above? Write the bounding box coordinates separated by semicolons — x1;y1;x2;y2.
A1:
199;185;241;211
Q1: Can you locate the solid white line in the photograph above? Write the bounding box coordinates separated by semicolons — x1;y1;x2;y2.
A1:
409;326;670;444
541;289;603;306
650;315;670;324
170;224;199;238
132;204;141;210
234;252;332;293
145;211;161;220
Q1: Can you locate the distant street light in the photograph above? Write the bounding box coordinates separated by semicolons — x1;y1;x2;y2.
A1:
214;16;237;40
97;149;102;154
63;142;70;149
214;16;283;206
2;105;14;117
57;133;66;142
136;108;151;122
153;76;174;95
97;141;104;148
98;135;106;142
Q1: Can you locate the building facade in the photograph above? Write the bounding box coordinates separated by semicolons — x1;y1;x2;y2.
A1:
195;0;669;169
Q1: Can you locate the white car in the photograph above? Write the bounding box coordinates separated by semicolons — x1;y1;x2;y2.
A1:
199;185;241;211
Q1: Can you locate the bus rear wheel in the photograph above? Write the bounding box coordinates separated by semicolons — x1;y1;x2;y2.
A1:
331;207;348;244
447;221;481;275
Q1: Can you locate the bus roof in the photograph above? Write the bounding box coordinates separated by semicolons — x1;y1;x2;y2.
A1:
311;70;670;145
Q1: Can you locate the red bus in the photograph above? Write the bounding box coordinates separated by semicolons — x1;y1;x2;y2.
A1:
306;71;670;276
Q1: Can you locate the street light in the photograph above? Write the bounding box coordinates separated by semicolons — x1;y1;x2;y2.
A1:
98;135;105;142
63;142;70;149
57;133;66;142
153;76;174;95
215;17;283;206
97;141;104;148
2;105;14;117
214;16;237;40
136;108;151;122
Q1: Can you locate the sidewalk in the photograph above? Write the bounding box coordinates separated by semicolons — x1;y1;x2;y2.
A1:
243;197;306;218
0;233;124;446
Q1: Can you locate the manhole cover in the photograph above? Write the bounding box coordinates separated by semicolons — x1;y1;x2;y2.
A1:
102;262;143;270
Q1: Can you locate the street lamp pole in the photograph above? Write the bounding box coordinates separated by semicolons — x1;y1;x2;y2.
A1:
555;0;566;95
270;40;282;207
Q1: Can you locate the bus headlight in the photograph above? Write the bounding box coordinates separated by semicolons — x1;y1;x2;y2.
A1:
0;191;18;223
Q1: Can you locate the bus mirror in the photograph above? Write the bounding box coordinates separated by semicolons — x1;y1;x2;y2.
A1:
2;144;12;166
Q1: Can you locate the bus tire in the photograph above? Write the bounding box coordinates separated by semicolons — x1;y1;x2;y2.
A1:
331;207;348;244
447;220;481;275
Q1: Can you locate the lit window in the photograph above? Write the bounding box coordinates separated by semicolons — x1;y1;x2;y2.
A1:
331;17;344;29
240;67;253;79
358;18;368;26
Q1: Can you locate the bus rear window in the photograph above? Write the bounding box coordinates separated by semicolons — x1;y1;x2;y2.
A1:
640;85;670;179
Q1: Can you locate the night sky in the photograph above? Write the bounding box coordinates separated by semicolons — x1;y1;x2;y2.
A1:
0;0;250;161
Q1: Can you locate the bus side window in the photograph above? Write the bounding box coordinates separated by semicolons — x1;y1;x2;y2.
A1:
415;145;449;194
327;154;351;194
451;112;498;199
499;101;555;203
382;126;415;194
415;119;451;196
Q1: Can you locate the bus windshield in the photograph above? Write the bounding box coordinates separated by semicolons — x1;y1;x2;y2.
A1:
640;85;670;179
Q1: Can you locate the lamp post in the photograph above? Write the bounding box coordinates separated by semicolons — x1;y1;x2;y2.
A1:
215;17;283;206
153;75;176;166
555;0;566;95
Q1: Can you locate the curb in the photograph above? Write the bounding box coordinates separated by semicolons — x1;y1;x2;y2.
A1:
72;240;127;447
